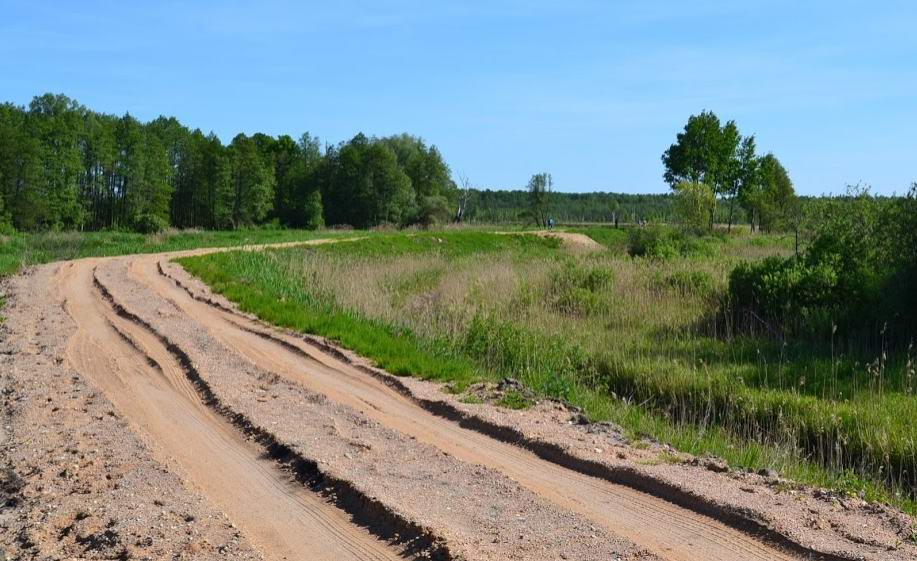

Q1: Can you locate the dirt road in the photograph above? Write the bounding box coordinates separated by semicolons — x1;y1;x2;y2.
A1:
133;255;790;561
61;259;404;561
3;239;915;561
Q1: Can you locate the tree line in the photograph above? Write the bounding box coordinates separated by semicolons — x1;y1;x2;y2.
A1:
0;93;741;234
0;95;869;236
462;189;700;224
0;94;456;233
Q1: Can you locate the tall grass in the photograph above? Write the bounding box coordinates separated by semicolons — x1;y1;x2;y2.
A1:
180;229;917;515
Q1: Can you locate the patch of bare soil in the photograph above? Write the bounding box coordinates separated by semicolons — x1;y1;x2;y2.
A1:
0;266;261;561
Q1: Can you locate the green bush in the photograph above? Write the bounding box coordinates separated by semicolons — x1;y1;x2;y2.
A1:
0;219;15;236
728;256;839;333
627;226;715;259
728;187;917;341
417;195;452;226
627;226;681;258
132;213;168;234
303;190;325;230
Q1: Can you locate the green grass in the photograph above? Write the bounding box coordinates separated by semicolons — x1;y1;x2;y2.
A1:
179;229;917;516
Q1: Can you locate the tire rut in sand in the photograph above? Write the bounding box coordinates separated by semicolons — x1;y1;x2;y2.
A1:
58;259;438;561
136;255;816;561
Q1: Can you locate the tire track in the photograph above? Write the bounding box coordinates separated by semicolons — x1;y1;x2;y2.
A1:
98;255;651;561
58;258;435;561
128;253;817;561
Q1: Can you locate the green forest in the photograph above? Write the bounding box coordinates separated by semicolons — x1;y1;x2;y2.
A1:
0;93;744;234
0;93;459;233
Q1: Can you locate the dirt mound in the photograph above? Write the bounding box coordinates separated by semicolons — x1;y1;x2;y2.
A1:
538;230;604;249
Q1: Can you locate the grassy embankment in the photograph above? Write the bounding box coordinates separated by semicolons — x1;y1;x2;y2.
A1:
179;229;917;515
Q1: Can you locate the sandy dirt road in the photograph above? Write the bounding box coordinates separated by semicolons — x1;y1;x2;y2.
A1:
58;258;406;561
4;237;914;561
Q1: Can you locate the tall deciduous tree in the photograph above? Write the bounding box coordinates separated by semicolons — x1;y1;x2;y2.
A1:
227;134;274;228
662;111;728;189
725;135;759;231
757;154;796;231
739;153;796;232
665;112;797;232
322;133;415;228
0;103;42;230
198;132;231;229
270;134;302;226
295;133;324;229
133;132;173;232
381;134;454;200
662;111;740;226
29;94;85;229
527;172;552;227
115;113;146;228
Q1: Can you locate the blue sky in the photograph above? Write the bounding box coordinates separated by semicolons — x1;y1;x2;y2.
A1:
2;1;915;195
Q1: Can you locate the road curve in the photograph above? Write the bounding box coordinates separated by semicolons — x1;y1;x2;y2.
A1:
104;242;807;561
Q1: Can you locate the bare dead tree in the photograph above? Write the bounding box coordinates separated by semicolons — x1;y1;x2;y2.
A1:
455;172;473;223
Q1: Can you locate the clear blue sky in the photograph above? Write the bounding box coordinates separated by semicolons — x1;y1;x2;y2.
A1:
2;1;915;195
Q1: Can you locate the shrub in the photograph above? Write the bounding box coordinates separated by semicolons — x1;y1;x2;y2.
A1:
628;226;714;259
728;256;839;333
132;213;168;234
497;390;531;410
303;189;325;230
728;187;917;343
627;226;681;258
0;216;15;236
417;195;452;226
258;218;283;230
